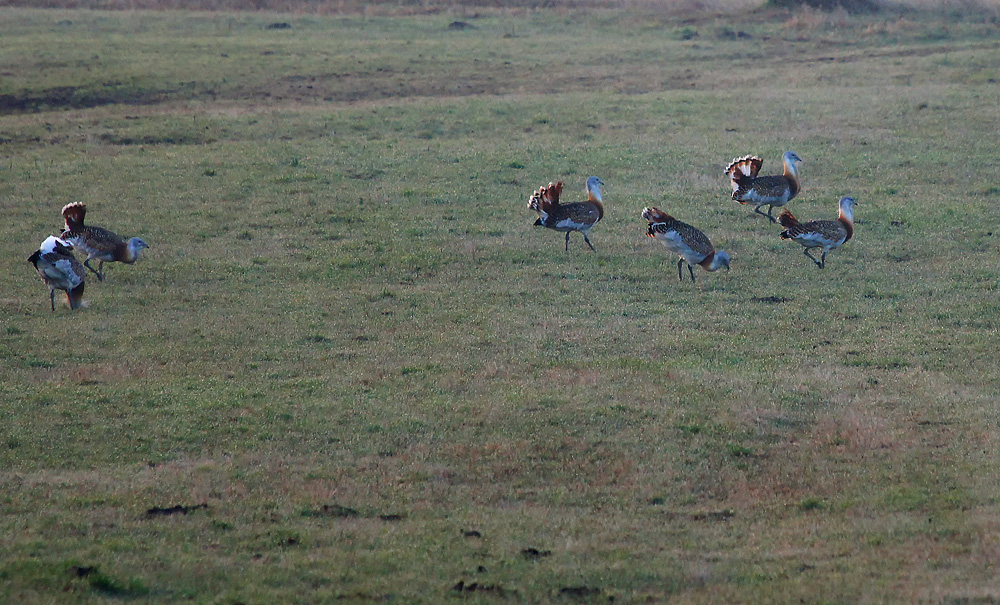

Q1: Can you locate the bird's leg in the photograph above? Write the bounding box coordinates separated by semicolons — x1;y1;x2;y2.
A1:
765;205;777;223
49;288;56;313
83;258;102;279
755;205;776;223
97;261;105;282
582;232;596;252
688;264;696;282
820;250;827;269
564;232;570;251
677;258;684;281
803;248;822;268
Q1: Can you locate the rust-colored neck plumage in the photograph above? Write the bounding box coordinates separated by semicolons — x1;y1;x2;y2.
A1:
783;156;800;199
838;214;854;242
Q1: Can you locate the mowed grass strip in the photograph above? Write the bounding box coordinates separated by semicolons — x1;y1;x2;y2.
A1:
1;6;999;602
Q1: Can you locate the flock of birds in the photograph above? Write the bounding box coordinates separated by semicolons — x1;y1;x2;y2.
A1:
27;202;149;311
527;151;857;279
28;151;856;310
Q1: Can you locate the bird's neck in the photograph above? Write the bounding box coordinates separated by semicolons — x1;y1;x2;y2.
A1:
590;199;604;221
839;204;854;224
839;206;854;242
783;159;799;196
587;182;603;203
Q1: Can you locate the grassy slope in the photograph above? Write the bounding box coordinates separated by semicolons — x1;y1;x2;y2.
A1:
1;7;999;603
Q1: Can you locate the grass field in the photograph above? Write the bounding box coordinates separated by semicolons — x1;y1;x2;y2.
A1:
1;4;999;602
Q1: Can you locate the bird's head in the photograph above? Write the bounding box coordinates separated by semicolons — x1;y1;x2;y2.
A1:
838;196;857;221
709;251;731;272
586;177;605;202
126;238;150;263
783;151;803;176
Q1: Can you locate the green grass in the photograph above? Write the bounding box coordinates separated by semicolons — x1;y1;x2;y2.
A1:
2;5;1000;603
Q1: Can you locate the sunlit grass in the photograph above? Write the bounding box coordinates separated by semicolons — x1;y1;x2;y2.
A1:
1;6;999;602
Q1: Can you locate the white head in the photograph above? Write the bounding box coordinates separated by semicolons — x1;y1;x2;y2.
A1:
838;196;857;220
39;235;72;255
708;250;731;272
586;176;605;202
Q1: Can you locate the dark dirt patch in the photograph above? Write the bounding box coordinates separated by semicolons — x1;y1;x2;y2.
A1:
559;586;603;598
692;509;735;522
765;0;881;13
145;503;209;517
303;503;360;518
99;133;214;146
663;509;736;522
452;580;507;596
70;565;95;578
521;547;552;559
301;503;406;521
0;85;174;115
751;296;791;304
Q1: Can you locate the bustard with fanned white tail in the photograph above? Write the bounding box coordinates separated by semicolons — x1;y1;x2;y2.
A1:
527;177;605;251
726;151;802;222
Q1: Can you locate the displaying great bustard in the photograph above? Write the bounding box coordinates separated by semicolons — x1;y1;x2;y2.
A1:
60;202;149;281
726;151;803;222
527;177;605;251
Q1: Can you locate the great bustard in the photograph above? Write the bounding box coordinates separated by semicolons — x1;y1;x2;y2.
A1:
28;236;87;311
726;151;803;222
778;196;857;269
527;177;605;251
60;202;149;281
642;207;731;282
